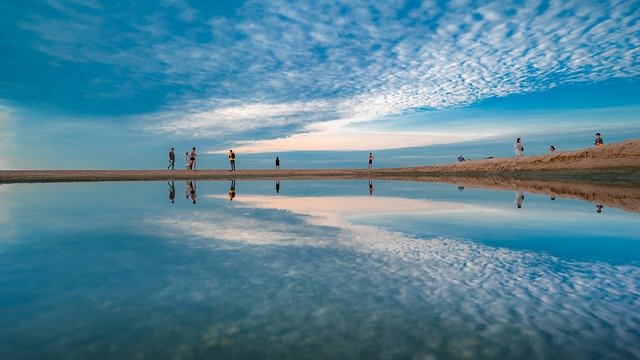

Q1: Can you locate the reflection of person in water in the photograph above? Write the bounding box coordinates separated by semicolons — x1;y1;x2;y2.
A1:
515;191;525;209
596;204;604;213
457;186;465;191
187;180;197;204
550;196;556;201
228;179;236;201
368;180;374;195
275;180;280;194
168;181;175;204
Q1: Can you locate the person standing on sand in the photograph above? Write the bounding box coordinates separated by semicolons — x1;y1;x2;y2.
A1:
168;148;175;170
275;156;280;169
368;152;374;169
514;138;524;157
189;147;198;170
594;133;604;147
229;150;236;171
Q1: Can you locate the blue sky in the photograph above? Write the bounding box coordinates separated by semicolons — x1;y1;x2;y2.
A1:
1;0;639;169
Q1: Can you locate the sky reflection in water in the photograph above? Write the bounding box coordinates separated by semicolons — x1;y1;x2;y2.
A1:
1;180;639;359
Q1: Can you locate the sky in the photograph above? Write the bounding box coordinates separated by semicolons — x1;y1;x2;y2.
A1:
1;0;639;169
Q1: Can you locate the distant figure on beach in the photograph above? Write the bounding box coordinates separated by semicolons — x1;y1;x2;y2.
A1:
368;153;374;169
549;145;556;153
187;180;197;204
275;156;280;169
594;133;604;147
185;152;189;170
229;179;236;200
514;138;524;157
168;181;175;203
229;150;236;171
515;191;525;208
369;180;374;195
168;148;175;170
189;147;197;170
596;204;604;213
458;154;466;162
275;180;280;193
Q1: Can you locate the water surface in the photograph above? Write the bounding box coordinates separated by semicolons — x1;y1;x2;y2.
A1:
1;180;639;359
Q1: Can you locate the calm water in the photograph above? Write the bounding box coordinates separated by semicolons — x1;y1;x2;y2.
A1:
1;180;639;359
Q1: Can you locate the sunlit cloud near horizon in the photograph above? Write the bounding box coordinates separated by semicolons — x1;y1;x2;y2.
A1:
1;0;639;169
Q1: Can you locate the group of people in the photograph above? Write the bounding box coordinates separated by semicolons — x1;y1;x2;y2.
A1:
514;132;605;158
167;147;240;171
167;147;198;170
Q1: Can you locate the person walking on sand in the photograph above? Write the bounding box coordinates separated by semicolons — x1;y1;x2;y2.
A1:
514;138;524;157
228;150;236;171
168;148;175;170
275;156;280;169
368;152;374;169
594;133;604;147
189;147;198;170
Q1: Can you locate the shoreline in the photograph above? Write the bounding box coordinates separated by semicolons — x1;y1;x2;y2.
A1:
0;167;639;184
0;139;637;184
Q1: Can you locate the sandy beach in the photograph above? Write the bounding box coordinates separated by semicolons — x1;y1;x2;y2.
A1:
1;139;638;183
1;139;639;212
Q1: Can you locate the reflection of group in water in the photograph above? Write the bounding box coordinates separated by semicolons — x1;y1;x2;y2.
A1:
186;180;197;204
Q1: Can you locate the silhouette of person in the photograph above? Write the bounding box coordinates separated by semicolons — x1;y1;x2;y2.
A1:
368;152;374;169
458;186;465;191
515;191;525;209
168;181;175;203
368;180;374;195
228;179;236;201
168;148;175;170
275;156;280;169
187;180;197;204
596;204;604;213
275;180;280;194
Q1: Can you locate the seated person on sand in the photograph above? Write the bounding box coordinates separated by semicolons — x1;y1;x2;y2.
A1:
457;155;466;162
594;133;604;147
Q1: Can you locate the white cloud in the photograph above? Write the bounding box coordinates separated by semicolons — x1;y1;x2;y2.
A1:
148;192;640;357
17;0;640;151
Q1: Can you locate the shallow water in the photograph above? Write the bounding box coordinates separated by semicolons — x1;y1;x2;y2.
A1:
1;180;639;359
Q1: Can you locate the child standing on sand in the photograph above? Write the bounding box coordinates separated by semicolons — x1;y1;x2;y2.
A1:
368;152;374;169
514;138;524;157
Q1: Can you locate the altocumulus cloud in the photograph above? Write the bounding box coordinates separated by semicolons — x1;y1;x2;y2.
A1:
14;0;640;151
